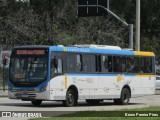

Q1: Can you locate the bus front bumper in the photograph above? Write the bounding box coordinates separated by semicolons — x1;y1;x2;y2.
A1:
8;90;50;100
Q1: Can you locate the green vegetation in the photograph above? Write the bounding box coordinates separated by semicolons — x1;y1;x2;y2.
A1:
29;106;160;120
0;0;160;71
29;118;160;120
1;0;160;57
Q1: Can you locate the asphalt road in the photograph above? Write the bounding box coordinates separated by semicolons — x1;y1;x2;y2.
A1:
0;95;160;120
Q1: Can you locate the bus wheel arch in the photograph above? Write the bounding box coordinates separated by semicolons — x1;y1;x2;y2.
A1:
114;85;131;105
63;85;78;107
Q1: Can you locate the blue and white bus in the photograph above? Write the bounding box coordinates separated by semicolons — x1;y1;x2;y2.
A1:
8;45;156;106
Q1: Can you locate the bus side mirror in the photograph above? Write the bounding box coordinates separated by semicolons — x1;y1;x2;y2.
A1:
53;57;58;68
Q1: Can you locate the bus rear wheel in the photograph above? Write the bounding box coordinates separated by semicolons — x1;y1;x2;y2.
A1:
63;89;77;107
31;100;42;106
114;88;130;105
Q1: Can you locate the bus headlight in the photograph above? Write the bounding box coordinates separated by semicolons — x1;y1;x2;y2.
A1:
40;85;47;92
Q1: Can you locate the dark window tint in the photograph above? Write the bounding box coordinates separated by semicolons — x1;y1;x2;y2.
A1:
121;56;126;72
140;57;153;73
76;54;83;72
67;54;76;73
83;55;96;73
101;55;113;73
127;57;140;73
67;54;82;73
113;56;121;72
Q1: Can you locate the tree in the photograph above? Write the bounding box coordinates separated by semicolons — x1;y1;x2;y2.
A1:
110;0;160;58
1;0;160;57
0;0;128;47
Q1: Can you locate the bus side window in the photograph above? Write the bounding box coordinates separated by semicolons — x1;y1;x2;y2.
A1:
55;59;63;73
108;56;113;72
127;57;135;73
127;57;140;73
76;54;83;72
101;55;108;73
120;57;126;72
67;54;74;73
147;57;153;73
83;54;96;73
51;56;63;76
143;57;153;73
101;55;112;73
113;56;121;72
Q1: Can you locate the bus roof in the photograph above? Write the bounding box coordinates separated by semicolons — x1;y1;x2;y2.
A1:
12;45;155;57
50;45;155;57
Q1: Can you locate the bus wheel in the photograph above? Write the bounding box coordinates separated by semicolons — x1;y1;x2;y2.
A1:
114;88;130;105
31;100;42;106
63;89;77;107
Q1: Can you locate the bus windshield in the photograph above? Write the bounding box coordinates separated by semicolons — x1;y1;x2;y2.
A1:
9;49;48;87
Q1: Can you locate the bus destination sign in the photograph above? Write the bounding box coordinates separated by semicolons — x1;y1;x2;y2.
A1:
16;50;45;55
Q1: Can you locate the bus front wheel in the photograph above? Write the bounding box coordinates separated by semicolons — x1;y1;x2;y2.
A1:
114;88;130;105
31;100;42;106
63;89;77;107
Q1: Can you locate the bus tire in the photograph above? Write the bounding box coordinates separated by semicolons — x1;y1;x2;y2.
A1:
114;88;130;105
31;100;42;106
63;89;77;107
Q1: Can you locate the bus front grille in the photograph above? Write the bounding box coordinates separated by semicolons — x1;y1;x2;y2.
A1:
15;93;36;99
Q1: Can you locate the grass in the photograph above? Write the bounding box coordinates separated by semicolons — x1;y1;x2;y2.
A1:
29;118;160;120
29;106;160;120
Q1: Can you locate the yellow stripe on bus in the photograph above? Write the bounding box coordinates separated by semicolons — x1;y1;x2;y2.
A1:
136;74;155;77
134;51;155;56
63;47;67;52
64;75;68;89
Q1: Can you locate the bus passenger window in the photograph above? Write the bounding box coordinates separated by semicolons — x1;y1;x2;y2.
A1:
55;59;62;73
67;54;81;73
127;57;140;73
104;57;108;69
51;57;63;74
127;57;134;72
83;55;96;73
113;56;121;72
108;56;113;72
121;57;126;72
147;57;153;73
143;57;153;73
101;55;113;73
76;55;82;72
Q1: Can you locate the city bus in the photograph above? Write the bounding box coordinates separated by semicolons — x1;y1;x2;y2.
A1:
8;45;156;107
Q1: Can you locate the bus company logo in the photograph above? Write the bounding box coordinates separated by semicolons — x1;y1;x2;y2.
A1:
117;74;123;82
2;112;11;117
73;77;78;83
